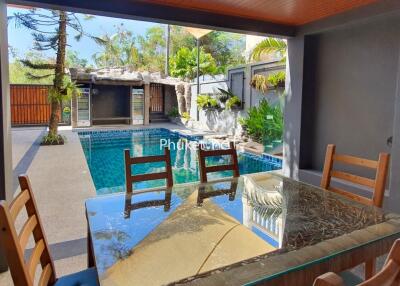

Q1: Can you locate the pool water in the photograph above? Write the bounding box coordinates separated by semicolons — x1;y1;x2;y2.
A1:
78;129;282;195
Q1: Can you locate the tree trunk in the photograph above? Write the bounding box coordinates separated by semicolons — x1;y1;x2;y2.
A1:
49;11;67;136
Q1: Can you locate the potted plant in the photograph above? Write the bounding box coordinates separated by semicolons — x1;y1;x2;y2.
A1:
226;96;242;110
267;71;285;88
181;112;190;123
196;94;221;111
250;74;269;93
250;71;286;93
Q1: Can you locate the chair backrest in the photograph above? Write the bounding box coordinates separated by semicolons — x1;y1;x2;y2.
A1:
124;147;173;193
313;239;400;286
0;175;56;286
198;142;239;183
320;144;390;208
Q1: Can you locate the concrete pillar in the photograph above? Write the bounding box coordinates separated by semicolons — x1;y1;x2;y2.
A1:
0;0;13;272
387;44;400;212
144;84;150;125
283;36;305;179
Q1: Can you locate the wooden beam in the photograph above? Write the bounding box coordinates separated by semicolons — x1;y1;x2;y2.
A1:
10;0;296;37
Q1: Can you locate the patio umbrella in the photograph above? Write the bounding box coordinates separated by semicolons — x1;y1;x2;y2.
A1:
185;27;212;118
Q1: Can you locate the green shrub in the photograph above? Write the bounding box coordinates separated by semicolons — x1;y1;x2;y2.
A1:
226;96;241;110
168;107;180;117
196;94;220;110
239;99;283;144
217;88;235;103
181;112;190;120
41;133;65;145
267;71;285;88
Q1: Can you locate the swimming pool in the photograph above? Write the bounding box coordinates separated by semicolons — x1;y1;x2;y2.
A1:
78;128;282;195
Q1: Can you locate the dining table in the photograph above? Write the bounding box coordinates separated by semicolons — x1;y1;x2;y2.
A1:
85;172;400;286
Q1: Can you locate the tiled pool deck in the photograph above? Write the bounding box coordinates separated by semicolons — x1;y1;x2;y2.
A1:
0;127;96;285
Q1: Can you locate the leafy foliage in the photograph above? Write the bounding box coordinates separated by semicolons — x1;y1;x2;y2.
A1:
91;25;245;75
226;96;241;110
196;94;220;110
167;107;180;117
250;71;286;93
169;47;217;80
66;50;91;68
267;71;286;88
200;31;245;74
250;74;269;93
217;88;236;103
239;99;283;144
137;25;166;72
93;25;140;69
250;37;287;62
9;52;54;84
181;112;190;120
41;133;65;145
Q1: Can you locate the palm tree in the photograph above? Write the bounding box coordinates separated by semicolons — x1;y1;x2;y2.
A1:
250;37;287;62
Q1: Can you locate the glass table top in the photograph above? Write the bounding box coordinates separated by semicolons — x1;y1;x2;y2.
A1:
85;172;400;286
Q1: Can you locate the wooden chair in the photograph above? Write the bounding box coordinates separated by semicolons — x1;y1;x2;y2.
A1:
321;144;390;208
124;147;173;193
313;239;400;286
198;142;239;183
321;144;390;279
0;175;98;286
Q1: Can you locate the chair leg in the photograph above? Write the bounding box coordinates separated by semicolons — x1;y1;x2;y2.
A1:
87;216;95;268
365;259;376;280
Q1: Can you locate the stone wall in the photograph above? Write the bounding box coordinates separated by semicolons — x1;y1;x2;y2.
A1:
164;84;178;116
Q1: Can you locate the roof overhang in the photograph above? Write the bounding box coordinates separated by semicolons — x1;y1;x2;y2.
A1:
8;0;296;37
7;0;387;38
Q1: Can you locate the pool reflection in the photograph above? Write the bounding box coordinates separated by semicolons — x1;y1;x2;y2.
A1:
124;188;172;218
196;180;238;206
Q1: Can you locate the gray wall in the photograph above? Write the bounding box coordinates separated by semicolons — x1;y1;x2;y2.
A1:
301;18;398;171
284;6;400;211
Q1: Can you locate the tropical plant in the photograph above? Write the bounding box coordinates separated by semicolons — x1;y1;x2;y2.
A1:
181;112;190;121
250;37;287;62
137;25;166;72
196;94;220;110
169;47;217;80
200;31;246;74
66;50;90;68
268;71;285;88
239;99;283;144
250;71;286;93
11;8;103;142
226;96;241;110
217;88;235;103
250;74;269;93
167;107;180;117
93;25;140;69
9;52;54;84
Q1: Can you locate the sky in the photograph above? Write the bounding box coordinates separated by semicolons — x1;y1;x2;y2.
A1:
7;7;159;64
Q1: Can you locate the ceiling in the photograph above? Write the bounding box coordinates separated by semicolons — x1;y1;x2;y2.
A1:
137;0;379;25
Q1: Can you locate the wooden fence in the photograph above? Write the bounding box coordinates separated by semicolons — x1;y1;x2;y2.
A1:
10;84;69;126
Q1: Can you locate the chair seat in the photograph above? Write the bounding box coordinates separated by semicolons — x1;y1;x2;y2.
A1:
55;267;99;286
339;270;364;286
